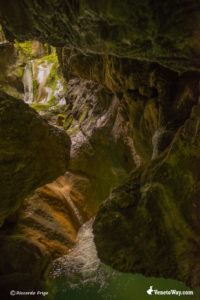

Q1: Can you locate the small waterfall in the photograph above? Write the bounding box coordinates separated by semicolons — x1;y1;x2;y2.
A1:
46;178;83;226
51;217;115;290
36;61;52;102
152;127;165;160
22;61;34;103
67;195;83;225
54;80;65;106
58;97;66;106
23;58;65;106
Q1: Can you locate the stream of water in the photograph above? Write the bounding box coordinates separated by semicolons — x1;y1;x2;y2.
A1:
22;61;34;103
49;218;197;300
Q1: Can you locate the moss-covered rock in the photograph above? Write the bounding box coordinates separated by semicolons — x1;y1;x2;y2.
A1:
0;38;47;100
93;104;200;289
0;42;24;99
0;90;70;227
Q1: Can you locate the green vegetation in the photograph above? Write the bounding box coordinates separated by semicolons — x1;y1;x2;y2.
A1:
63;115;73;130
39;51;58;64
79;106;88;123
18;68;24;79
14;40;33;59
48;95;57;106
33;79;39;100
67;125;79;136
45;62;59;90
30;103;52;112
44;43;50;55
56;114;65;126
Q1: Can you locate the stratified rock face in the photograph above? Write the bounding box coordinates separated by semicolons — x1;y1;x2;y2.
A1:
1;0;200;72
0;90;70;227
63;78;137;212
0;175;91;295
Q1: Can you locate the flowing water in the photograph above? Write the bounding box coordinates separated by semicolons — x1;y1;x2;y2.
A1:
36;61;53;102
66;195;83;225
151;127;165;160
23;59;66;105
49;218;197;300
22;61;34;103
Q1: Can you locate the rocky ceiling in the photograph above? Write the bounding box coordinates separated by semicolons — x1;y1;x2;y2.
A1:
0;0;200;72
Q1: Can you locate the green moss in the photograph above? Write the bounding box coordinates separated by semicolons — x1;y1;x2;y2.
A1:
30;103;51;112
56;114;65;126
63;115;73;130
14;40;33;59
0;86;8;92
39;51;58;64
18;68;24;79
66;125;79;136
45;62;59;90
33;79;39;100
48;95;57;106
44;43;49;55
79;106;88;123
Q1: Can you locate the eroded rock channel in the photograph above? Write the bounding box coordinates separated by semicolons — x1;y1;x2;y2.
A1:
0;1;200;299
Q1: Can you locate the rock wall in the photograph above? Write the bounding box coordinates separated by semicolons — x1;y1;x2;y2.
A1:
0;90;70;227
94;107;200;288
63;78;137;212
0;39;47;100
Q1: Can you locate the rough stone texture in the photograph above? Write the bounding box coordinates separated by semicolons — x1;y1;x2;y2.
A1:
1;0;200;72
94;102;200;289
0;175;91;297
0;42;24;99
0;90;70;227
63;78;137;212
60;52;200;162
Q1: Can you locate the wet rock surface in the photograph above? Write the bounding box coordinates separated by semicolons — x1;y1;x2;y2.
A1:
0;175;91;297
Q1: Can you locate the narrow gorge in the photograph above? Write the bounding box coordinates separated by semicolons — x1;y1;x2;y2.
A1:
0;1;200;299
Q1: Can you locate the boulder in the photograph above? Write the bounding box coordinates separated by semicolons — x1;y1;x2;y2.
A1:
0;90;70;227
